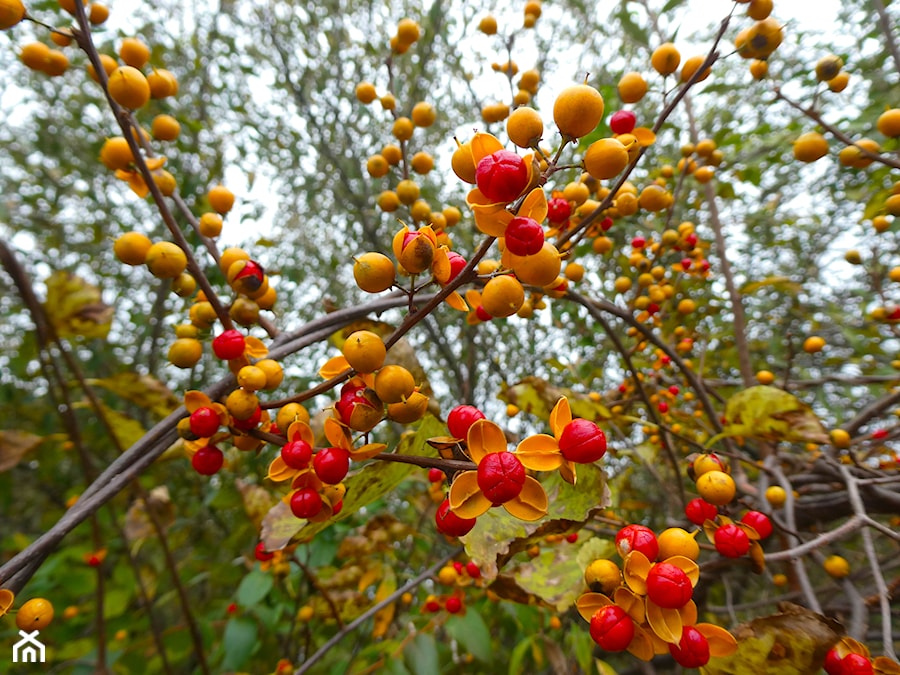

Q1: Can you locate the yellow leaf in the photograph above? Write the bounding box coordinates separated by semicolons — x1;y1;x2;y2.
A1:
87;373;178;419
707;386;829;447
0;589;14;616
700;603;841;675
371;567;397;639
0;430;42;472
357;564;382;593
44;271;113;340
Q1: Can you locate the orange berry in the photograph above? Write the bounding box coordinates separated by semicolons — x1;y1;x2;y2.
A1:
377;190;401;212
119;37;150;69
803;335;825;353
21;42;51;71
374;364;416;404
114;231;152;265
396;18;420;45
451;140;477;184
355;81;377;104
199;212;223;238
392;116;414;141
481;275;525;318
506;106;544;148
651;42;681;76
680;55;711;83
147;68;178;98
411;101;436;127
89;2;109;24
793;132;828;162
553;83;604;138
145;241;187;279
354;252;395;293
151;114;181;141
87;54;118;83
167;338;202;368
584;137;629;180
99;136;134;170
695;470;736;506
823;555;850;578
208;184;235;214
108;66;151;109
618;71;648;103
366;154;390;178
57;0;86;15
877;109;900;138
0;0;26;29
478;15;497;35
381;143;402;165
386;391;428;424
16;598;54;631
342;330;387;373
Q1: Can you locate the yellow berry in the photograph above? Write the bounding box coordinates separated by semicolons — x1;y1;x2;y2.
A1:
553;83;604;139
145;241;187;279
765;485;787;508
695;470;736;506
114;231;152;265
823;554;850;578
107;66;151;109
342;330;387;373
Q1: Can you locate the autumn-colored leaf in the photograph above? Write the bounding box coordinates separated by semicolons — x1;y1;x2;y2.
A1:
124;486;175;543
500;376;611;422
87;372;179;419
706;385;829;447
700;603;842;675
0;430;43;472
371;567;397;639
44;271;113;340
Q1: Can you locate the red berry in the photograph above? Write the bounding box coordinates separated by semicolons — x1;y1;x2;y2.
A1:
465;561;481;578
435;498;477;537
823;648;843;675
609;109;637;134
281;439;313;469
684;497;718;525
226;602;238;614
841;654;874;675
600;217;614;231
424;599;441;613
428;467;445;483
681;258;693;271
231;259;265;293
740;510;773;539
658;401;669;413
445;596;463;613
559;418;608;463
547;196;571;224
871;428;888;440
475;305;493;321
589;605;635;651
331;499;343;516
192;445;224;475
504;216;545;255
615;524;659;560
313;447;351;484
646;562;693;609
212;329;245;360
447;405;486;440
668;386;680;396
631;236;646;249
290;487;323;519
684;232;698;249
189;406;220;438
714;523;750;558
231;405;262;431
670;626;710;668
475;150;529;203
255;542;275;562
566;533;579;543
445;251;467;283
453;561;465;575
477;451;526;504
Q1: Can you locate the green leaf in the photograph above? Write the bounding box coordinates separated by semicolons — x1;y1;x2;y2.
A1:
261;414;442;549
617;7;649;47
235;569;274;607
403;633;440;675
445;608;492;663
740;276;802;296
706;385;829;447
221;617;258;671
661;0;686;12
508;635;536;675
462;464;609;588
